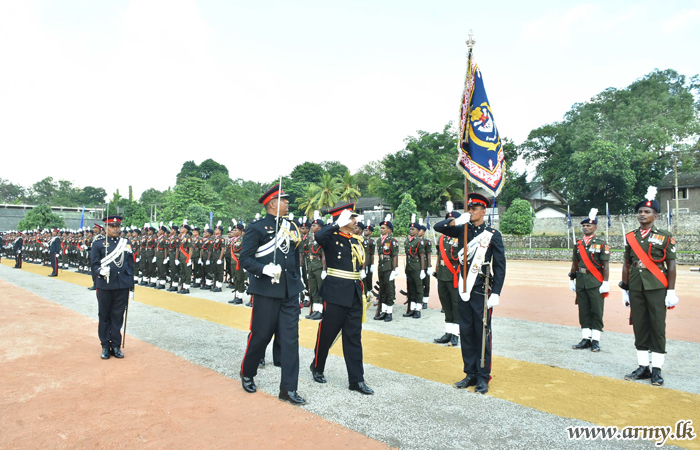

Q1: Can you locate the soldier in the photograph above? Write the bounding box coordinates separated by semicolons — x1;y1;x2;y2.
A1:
211;222;226;293
167;224;180;292
177;221;194;294
434;193;506;395
48;228;61;277
309;203;374;395
568;208;610;352
621;187;678;386
138;224;150;286
89;225;106;291
226;225;235;288
374;215;399;322
434;202;462;347
418;220;433;310
191;225;203;288
239;183;306;405
156;223;169;290
362;221;376;297
90;215;135;359
201;228;214;290
299;218;311;307
228;220;246;305
13;231;23;268
0;232;3;263
130;227;141;286
403;214;426;319
304;212;326;320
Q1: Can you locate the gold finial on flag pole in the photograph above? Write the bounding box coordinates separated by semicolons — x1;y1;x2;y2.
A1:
466;30;475;49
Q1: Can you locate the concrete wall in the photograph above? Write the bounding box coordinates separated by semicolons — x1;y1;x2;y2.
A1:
658;187;700;214
525;213;700;236
0;209;101;231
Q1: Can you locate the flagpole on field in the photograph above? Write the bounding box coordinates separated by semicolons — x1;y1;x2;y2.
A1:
461;32;475;294
667;200;671;230
605;203;609;239
567;205;571;249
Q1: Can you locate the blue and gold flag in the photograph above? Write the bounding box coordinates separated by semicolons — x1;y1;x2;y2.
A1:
456;49;505;196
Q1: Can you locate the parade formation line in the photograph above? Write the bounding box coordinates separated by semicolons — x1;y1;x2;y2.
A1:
4;260;698;449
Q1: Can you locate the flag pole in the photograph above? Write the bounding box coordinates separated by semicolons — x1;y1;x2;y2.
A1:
461;31;475;294
606;202;609;239
567;205;570;249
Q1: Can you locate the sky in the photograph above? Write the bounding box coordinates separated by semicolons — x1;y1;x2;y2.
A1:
1;0;699;200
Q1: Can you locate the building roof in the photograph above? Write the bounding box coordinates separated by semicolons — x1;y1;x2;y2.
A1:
659;172;700;189
534;204;567;215
524;184;567;204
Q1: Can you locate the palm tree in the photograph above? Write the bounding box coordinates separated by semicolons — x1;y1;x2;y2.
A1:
311;173;340;211
296;184;320;218
334;170;361;203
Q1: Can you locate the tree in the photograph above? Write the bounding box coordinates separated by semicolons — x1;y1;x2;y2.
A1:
393;193;417;236
321;161;349;180
31;177;57;204
335;170;361;203
122;201;148;228
199;159;229;180
296;184;320;218
499;199;534;236
522;69;700;212
0;179;26;204
139;188;168;206
17;205;66;230
311;173;340;211
176;160;200;184
290;162;324;185
165;177;214;223
80;186;107;206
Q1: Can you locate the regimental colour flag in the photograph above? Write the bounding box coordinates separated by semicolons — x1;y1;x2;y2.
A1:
456;48;505;197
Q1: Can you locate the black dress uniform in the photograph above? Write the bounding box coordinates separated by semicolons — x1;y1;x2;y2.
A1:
48;230;61;276
90;216;135;359
310;204;373;394
239;184;304;401
13;234;23;268
434;193;506;393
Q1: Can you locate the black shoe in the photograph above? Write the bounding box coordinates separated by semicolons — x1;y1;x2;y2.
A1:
202;285;212;290
139;281;148;286
227;298;237;304
241;374;257;393
422;303;428;309
572;338;592;350
302;301;310;308
412;311;421;319
474;379;489;394
434;333;451;344
625;365;652;381
48;274;57;277
167;286;178;292
651;367;664;386
157;285;165;290
212;287;222;293
178;289;190;294
309;311;323;320
244;301;252;307
591;340;601;352
87;285;96;291
101;347;110;359
259;359;265;368
384;313;392;322
274;361;281;367
448;335;460;347
349;381;374;395
374;312;387;321
279;390;306;405
112;347;124;358
148;283;156;288
191;283;201;288
454;375;478;389
403;310;415;317
232;298;243;305
310;363;326;383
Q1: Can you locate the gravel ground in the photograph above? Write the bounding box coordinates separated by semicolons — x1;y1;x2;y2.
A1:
1;264;683;449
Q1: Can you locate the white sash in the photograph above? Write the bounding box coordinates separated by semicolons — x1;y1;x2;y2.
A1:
255;219;294;258
100;238;129;267
457;229;494;301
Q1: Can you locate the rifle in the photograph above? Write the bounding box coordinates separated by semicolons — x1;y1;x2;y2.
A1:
480;263;491;369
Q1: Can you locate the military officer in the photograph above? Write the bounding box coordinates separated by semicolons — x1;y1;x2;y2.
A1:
177;221;194;294
90;215;135;359
621;187;678;386
374;215;399;322
239;183;306;405
434;202;462;347
13;231;23;268
212;222;226;293
201;228;215;290
138;225;149;285
305;213;326;320
362;222;376;297
568;208;610;352
191;226;203;288
156;223;169;289
228;220;246;305
309;203;374;395
434;193;506;395
403;214;426;319
167;225;180;291
48;228;61;277
299;218;311;307
225;225;235;288
130;227;141;285
418;220;433;309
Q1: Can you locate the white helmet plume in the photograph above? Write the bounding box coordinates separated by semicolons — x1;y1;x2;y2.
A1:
410;213;416;223
313;210;320;220
384;214;391;222
446;201;454;213
232;218;237;226
255;213;260;220
588;208;598;221
288;213;294;221
183;219;188;225
419;218;424;226
216;220;222;227
645;186;657;200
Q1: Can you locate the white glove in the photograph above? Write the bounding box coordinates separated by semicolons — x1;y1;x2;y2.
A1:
164;257;169;264
206;260;211;265
621;290;630;308
336;209;353;228
599;281;609;294
187;260;193;267
136;257;141;263
487;293;500;308
420;270;426;280
321;270;327;280
152;256;157;263
389;269;398;281
665;289;679;308
198;258;203;265
175;259;180;266
569;280;576;292
370;265;376;273
99;267;109;277
360;269;366;279
454;213;471;226
217;259;222;265
17;250;21;254
129;290;135;299
426;267;433;276
262;263;282;278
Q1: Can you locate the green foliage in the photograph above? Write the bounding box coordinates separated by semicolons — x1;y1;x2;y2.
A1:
0;178;26;204
498;170;529;208
17;205;66;231
394;193;417;236
321;161;349;179
31;177;58;204
139;188;168;206
335;170;361;203
290;162;324;185
122;201;148;228
311;173;340;210
523;69;700;213
500;199;534;236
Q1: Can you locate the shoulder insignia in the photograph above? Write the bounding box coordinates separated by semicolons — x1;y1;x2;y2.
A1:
670;237;675;244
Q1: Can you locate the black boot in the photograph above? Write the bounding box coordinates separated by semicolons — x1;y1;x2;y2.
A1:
448;335;459;347
412;310;421;319
384;313;392;322
101;347;110;359
211;287;222;293
167;286;178;292
624;365;652;381
591;340;601;352
374;312;387;321
651;367;664;386
572;339;592;350
454;375;477;389
403;310;415;317
178;289;190;294
111;347;124;358
434;333;451;344
191;283;201;288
